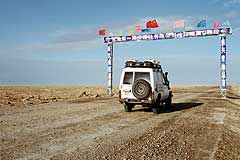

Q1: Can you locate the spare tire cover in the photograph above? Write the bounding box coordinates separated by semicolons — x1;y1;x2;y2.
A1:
132;79;151;99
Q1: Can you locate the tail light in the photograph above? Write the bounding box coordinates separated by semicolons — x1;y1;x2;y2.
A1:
151;91;154;99
118;90;121;99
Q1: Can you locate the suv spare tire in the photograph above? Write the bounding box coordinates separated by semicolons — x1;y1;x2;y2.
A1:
132;79;151;99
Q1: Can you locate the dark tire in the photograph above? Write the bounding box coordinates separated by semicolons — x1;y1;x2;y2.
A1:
165;96;172;108
152;95;161;114
132;79;151;99
154;94;161;108
152;107;160;114
123;103;133;112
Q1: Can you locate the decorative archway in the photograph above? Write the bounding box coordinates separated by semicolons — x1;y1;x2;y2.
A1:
104;28;232;96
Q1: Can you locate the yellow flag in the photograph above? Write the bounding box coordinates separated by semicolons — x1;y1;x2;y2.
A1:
165;28;172;32
128;30;134;35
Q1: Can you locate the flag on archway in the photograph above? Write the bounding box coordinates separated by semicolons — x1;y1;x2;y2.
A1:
214;21;220;29
118;31;123;36
197;20;206;28
173;20;185;28
165;28;172;32
146;19;159;28
222;20;231;27
142;28;151;32
128;30;134;35
185;25;193;30
136;25;142;32
98;29;106;36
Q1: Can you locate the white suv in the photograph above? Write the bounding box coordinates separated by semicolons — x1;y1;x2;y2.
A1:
119;60;173;114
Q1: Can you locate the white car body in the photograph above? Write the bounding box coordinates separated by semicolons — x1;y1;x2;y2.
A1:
119;60;172;106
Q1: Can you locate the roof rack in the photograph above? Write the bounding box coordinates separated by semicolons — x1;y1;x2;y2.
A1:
125;60;161;69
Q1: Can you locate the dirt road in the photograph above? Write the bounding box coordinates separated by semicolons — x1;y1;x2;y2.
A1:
1;86;240;160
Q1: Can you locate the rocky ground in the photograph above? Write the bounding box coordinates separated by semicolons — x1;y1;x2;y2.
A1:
1;86;240;160
0;86;118;107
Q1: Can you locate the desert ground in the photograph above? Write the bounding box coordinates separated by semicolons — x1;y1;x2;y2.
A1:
1;86;240;160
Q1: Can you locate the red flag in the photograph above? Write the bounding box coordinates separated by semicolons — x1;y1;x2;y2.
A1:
98;29;106;36
173;20;184;28
136;25;142;32
214;21;220;29
146;20;159;28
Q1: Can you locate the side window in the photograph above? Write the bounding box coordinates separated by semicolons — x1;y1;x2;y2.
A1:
153;71;159;84
159;72;166;84
123;72;133;84
135;72;150;82
156;72;160;83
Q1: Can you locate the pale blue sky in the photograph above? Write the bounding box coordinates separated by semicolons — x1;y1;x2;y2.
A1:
0;0;239;86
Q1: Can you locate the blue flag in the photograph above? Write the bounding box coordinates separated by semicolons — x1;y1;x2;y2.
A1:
197;20;206;28
142;28;151;32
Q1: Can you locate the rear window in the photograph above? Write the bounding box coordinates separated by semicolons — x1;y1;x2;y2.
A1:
135;72;150;82
123;72;133;84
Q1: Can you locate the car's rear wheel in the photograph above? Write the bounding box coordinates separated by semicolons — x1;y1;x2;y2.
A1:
123;103;134;112
165;96;172;109
132;79;151;99
152;107;160;114
152;95;161;114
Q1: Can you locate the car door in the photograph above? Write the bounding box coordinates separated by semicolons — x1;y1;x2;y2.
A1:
120;71;135;99
159;72;169;99
155;71;165;97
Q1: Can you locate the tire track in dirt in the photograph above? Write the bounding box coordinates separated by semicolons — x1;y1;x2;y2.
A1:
1;91;201;160
50;92;208;160
52;88;240;160
2;87;240;160
1;99;122;159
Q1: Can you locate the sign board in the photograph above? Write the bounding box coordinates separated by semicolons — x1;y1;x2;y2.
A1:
104;28;232;43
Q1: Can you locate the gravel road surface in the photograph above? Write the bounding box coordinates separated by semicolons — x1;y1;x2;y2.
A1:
1;86;240;160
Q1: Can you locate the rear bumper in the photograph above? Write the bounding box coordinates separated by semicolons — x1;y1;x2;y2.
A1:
119;98;153;104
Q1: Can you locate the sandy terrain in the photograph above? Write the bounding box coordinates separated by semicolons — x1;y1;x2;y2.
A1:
1;86;240;159
0;86;118;107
